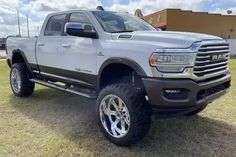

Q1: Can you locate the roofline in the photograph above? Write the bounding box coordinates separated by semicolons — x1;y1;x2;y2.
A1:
144;9;167;18
47;9;91;16
144;8;236;18
46;9;128;16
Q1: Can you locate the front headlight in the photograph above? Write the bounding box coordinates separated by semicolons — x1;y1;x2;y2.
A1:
149;53;195;72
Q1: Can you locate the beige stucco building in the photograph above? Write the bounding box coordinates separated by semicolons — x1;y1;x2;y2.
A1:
144;9;236;39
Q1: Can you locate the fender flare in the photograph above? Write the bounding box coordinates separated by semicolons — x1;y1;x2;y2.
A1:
97;57;147;88
11;49;32;73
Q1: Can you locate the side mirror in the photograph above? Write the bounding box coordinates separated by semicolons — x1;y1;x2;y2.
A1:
65;22;99;39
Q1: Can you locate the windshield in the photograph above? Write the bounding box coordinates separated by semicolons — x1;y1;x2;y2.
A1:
92;11;156;33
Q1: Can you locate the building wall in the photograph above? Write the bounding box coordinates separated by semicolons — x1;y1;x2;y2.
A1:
167;9;236;39
144;10;167;28
144;9;236;39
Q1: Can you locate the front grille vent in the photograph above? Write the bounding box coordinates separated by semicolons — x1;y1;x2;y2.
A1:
194;42;229;77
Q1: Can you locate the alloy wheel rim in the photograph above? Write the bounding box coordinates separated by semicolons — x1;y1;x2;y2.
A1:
99;94;130;138
11;68;21;93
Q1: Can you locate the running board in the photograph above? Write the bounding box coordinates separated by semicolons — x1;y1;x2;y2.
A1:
29;78;96;99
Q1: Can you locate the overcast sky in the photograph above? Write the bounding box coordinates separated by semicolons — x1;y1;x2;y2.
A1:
1;0;236;38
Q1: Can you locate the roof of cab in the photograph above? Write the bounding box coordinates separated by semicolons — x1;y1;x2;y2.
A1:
47;9;105;16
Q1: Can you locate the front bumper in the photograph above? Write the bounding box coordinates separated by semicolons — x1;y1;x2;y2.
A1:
142;73;231;110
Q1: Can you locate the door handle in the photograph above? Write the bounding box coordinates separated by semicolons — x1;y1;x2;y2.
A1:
62;44;71;48
38;43;45;46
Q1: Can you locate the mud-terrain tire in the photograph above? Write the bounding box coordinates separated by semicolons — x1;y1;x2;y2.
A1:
96;83;151;146
10;63;35;97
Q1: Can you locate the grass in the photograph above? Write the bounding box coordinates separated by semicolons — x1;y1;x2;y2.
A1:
0;60;236;157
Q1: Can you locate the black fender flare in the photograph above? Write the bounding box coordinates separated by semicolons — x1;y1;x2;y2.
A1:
97;57;147;89
11;49;32;73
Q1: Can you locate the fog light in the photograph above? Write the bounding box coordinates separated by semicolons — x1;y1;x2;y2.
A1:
164;89;181;94
163;89;188;100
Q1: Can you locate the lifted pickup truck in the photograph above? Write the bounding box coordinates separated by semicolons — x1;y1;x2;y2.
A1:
6;9;231;146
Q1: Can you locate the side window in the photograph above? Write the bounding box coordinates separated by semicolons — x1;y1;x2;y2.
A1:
44;14;67;36
69;13;95;32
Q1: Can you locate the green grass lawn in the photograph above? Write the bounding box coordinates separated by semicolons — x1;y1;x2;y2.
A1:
0;60;235;157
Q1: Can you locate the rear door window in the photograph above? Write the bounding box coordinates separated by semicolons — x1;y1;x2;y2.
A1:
44;14;67;36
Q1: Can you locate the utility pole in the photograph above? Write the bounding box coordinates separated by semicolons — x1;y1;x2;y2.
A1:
26;15;29;37
16;10;21;37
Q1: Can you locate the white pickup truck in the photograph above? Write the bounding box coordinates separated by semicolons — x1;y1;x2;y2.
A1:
6;9;231;146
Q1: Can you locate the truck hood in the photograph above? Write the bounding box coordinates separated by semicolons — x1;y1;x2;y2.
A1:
111;31;222;49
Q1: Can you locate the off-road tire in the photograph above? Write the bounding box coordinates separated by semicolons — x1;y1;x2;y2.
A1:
10;63;35;97
96;83;152;146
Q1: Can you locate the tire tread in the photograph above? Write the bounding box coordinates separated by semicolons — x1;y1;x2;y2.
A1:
10;63;34;97
97;83;151;146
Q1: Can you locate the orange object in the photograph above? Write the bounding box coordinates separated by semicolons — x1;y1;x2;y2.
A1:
149;53;158;66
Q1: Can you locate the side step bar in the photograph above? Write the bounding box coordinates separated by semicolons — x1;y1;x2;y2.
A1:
29;78;97;99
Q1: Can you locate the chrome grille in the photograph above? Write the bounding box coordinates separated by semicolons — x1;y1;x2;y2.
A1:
194;42;229;78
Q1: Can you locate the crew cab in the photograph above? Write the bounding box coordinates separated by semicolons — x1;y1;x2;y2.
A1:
6;9;231;146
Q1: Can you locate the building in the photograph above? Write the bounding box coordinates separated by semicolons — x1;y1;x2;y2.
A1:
144;9;236;39
143;9;236;56
0;38;6;50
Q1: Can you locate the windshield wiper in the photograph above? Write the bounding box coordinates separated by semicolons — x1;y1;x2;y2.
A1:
111;30;134;33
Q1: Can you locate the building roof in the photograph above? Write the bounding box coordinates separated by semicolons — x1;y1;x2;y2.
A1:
144;8;236;18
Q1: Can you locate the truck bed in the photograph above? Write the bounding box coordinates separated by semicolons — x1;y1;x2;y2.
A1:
6;37;38;65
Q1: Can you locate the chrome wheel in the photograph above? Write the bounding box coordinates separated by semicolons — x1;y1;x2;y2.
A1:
11;68;21;93
99;94;130;138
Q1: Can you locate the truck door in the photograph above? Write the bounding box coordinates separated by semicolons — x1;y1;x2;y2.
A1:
36;14;67;73
59;12;98;86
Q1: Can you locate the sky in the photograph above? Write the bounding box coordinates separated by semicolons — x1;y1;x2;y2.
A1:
1;0;236;37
